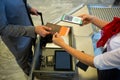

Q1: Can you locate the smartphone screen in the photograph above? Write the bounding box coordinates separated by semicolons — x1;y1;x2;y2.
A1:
61;14;82;25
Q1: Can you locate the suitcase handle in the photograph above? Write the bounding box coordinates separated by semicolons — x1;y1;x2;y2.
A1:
37;12;44;25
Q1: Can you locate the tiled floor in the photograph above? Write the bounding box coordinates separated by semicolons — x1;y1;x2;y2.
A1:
0;0;114;80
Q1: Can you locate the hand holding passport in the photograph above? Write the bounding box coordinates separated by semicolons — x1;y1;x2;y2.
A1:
46;23;70;36
40;23;70;48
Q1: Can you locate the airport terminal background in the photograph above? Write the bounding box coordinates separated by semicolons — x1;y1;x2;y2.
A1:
0;0;119;80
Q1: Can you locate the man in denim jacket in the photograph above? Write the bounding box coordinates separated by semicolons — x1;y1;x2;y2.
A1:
0;0;51;75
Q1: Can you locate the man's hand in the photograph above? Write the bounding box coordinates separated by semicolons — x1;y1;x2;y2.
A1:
29;7;38;16
35;26;52;37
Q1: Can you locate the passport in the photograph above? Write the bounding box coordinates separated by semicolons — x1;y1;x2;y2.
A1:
40;23;70;48
46;22;70;36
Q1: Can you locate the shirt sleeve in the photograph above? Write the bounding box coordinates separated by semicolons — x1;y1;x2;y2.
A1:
27;4;31;9
94;47;120;70
0;24;36;38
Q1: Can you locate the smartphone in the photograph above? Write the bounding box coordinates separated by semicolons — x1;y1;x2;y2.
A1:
76;61;89;71
76;51;89;71
61;14;82;25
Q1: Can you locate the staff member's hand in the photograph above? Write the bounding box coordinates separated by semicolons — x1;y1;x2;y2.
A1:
79;14;94;25
35;26;52;37
52;32;65;46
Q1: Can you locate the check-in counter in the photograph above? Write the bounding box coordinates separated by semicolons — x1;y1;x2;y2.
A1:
56;5;97;79
29;5;98;80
